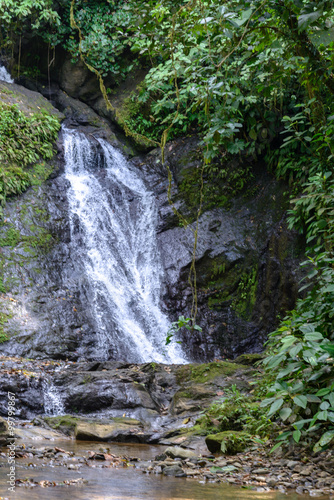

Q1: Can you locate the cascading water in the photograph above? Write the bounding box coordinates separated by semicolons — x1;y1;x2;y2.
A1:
0;64;13;83
42;378;65;416
63;127;186;364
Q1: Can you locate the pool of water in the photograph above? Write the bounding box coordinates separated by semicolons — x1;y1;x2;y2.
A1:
0;439;322;500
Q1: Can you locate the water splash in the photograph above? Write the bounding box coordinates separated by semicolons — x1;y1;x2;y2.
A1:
63;128;186;364
0;65;13;83
42;378;65;416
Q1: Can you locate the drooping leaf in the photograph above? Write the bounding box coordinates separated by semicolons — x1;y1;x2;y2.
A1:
304;332;323;341
298;10;323;31
293;429;301;442
279;407;292;421
294;395;308;409
268;398;284;417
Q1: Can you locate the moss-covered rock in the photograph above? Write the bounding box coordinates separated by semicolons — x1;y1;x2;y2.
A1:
205;431;252;454
233;353;264;366
43;415;146;442
175;361;246;384
0;81;64;120
75;418;144;442
42;415;80;436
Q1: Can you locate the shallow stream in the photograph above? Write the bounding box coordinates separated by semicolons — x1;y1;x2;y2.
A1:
0;438;315;500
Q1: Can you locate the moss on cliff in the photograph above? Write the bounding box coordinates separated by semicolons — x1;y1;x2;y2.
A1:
175;361;245;384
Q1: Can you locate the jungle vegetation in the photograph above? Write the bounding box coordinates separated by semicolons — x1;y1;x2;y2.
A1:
0;0;334;452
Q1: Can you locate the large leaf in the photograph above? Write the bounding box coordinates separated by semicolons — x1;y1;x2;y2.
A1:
268;398;284;417
320;344;334;356
293;429;301;443
294;395;308;409
314;430;334;452
304;332;323;341
298;10;323;31
227;8;253;28
279;407;292;421
260;397;276;408
317;410;328;421
316;387;331;396
306;394;321;403
289;343;303;357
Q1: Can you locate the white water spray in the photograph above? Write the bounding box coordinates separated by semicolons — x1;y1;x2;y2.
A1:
63;128;186;363
42;378;65;416
0;65;13;83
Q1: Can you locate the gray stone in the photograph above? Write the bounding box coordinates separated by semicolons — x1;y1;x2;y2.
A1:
287;460;300;469
163;465;184;476
165;446;198;460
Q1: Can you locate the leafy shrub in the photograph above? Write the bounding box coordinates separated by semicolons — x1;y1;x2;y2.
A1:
0;103;60;215
262;173;334;452
198;385;273;438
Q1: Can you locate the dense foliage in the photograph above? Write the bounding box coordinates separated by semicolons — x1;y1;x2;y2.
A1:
1;0;334;452
0;103;60;215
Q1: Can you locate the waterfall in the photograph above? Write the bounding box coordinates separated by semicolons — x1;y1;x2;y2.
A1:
42;378;65;416
0;65;13;83
63;128;186;364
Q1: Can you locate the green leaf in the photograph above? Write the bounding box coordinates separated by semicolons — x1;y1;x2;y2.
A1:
266;354;286;369
279;407;292;421
320;344;334;356
269;442;283;453
298;10;323;31
289;343;303;357
260;397;276;408
294;395;307;409
306;394;321;403
317;410;328;421
249;128;257;140
326;392;334;406
293;418;312;430
316;388;331;397
268;398;284;417
293;429;301;443
319;430;334;446
304;332;323;341
281;335;297;347
209;467;223;473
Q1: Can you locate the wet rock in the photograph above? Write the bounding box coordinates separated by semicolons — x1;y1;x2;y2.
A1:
162;464;185;477
75;419;146;443
143;138;304;361
0;417;10;446
205;431;252;455
165;446;198;460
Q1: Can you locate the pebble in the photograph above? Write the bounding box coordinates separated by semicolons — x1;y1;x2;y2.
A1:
6;440;334;497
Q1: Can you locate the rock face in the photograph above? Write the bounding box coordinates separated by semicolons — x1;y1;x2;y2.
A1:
0;417;10;446
75;419;146;443
0;355;254;442
0;79;303;362
135;139;304;360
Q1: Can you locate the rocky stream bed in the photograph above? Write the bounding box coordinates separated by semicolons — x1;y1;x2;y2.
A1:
0;355;333;498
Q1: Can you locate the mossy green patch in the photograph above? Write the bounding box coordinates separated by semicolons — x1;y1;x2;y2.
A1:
205;261;258;320
233;353;264;366
231;267;258;319
205;430;252;454
0;309;13;343
177;159;254;221
175;361;245;384
43;415;80;436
